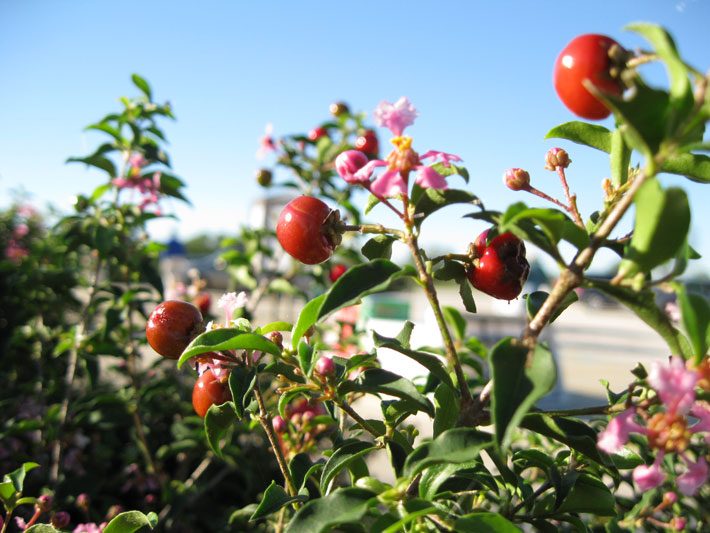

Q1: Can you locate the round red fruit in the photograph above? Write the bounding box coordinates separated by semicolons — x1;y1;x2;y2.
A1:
553;34;624;120
355;130;379;157
146;300;203;359
193;292;211;316
192;369;231;417
308;127;328;142
467;230;530;301
276;196;337;265
329;263;347;282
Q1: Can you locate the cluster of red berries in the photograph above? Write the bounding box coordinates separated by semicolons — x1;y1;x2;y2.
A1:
146;300;231;417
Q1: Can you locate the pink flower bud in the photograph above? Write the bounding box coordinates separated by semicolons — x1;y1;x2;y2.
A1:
503;168;531;191
671;517;686;531
315;356;335;376
544;147;571;170
36;494;53;512
51;511;71;529
663;491;678;505
76;493;90;509
272;415;287;433
335;150;369;183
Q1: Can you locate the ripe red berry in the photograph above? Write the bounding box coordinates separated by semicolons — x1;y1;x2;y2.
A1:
146;300;203;359
315;356;335;376
192;369;231;417
355;130;379;157
308;127;328;142
329;263;347;282
466;230;530;301
276;196;338;265
553;34;624;120
193;292;211;316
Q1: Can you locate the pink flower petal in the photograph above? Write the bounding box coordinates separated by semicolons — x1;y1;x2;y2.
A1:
677;456;708;496
419;150;462;167
597;408;645;454
633;452;666;491
648;357;697;415
370;168;407;197
415;165;448;190
373;97;418;136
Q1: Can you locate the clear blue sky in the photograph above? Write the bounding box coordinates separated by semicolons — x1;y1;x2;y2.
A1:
1;0;708;274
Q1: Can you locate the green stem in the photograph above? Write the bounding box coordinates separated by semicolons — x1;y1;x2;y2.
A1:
536;403;627;418
340;223;405;239
337;400;382;438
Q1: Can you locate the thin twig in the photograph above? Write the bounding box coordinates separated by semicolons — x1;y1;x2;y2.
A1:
337;400;382;438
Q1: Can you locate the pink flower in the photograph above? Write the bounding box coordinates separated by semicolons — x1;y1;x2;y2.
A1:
335;150;370;184
648;357;697;415
15;516;27;530
597;408;645;454
370;168;407;197
419;150;462;167
633;452;666;491
256;123;276;159
415;165;448;190
5;240;29;263
129;152;147;169
73;523;106;533
374;97;418;136
677;456;708;496
690;402;710;443
217;291;248;326
16;205;37;218
13;223;29;238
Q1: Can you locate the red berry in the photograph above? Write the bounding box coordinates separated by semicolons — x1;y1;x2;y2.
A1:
315;356;335;376
276;196;337;265
553;34;624;120
272;415;287;433
193;292;211;316
355;130;379;157
329;263;347;282
192;369;231;417
308;127;328;142
146;300;203;359
467;230;530;300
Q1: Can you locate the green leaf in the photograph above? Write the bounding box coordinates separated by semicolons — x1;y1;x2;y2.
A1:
364;194;381;214
204;402;237;457
455;512;521;532
0;481;16;504
418;461;479;500
403;428;491;477
372;331;454;389
556;474;616;516
491;339;556;449
361;235;395;260
131;74;153;99
25;526;60;533
178;330;280;368
662;153;710;184
395;321;414;348
291;294;326;349
545;121;611;153
338;368;434;416
320;440;377;494
228;367;257;418
318;259;409;320
259;321;293;334
525;291;578;324
297;340;316;379
67;153;117;177
673;282;710;363
414;188;480;228
433;382;459;437
442;306;466;340
250;481;305;521
610;128;632;187
618;180;690;277
103;510;158;533
285;487;375;533
457;278;477;313
4;462;39;492
504;207;589;250
278;387;311;419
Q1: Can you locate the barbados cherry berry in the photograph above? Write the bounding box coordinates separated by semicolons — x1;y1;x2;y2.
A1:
276;196;340;265
355;130;379;157
256;168;272;187
146;300;203;359
466;230;530;301
315;356;335;377
193;292;211;316
308;127;328;142
272;415;287;433
329;263;347;282
192;369;231;417
553;34;625;120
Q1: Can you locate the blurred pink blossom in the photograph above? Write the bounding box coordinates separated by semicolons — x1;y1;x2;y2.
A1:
374;97;418;136
632;452;666;491
648;357;697;415
677;455;708;495
256;123;277;159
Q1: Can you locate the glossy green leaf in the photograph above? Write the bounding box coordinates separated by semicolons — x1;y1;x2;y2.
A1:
131;74;153;99
457;278;477;313
103;510;158;533
228;366;257;419
381;502;440;533
455;512;521;532
545;121;611;153
364;193;381;214
434;259;466;281
338;368;434;416
259;321;293;334
204;402;237;457
278;386;312;419
372;331;453;389
433;383;459;437
556;474;616;516
662;153;710;184
361;235;395;260
285;487;375;533
430;162;470;183
4;462;39;493
291;294;326;349
418;461;478;500
320;440;377;493
504;207;589;250
25;526;60;533
491;339;556;449
0;481;16;504
610;128;632;187
395;321;414;348
250;481;305;521
673;282;710;362
297;340;316;379
318;259;407;319
414;188;480;228
403;428;490;477
618;180;690;277
442;306;466;340
67;153;117;177
525;291;578;324
178;330;280;368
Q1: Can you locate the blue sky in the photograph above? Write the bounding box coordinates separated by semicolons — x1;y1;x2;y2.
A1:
1;0;708;274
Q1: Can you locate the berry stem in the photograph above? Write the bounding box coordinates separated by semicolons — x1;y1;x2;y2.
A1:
253;379;299;499
339;223;405;239
555;167;584;227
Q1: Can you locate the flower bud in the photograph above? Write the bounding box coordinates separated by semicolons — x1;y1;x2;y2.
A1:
663;491;678;505
329;101;350;117
269;331;283;348
51;511;71;529
545;147;571;170
255;169;272;187
273;415;287;433
76;493;90;509
335;150;369;183
503;168;530;191
36;494;53;513
106;505;123;521
315;356;335;376
671;517;686;531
